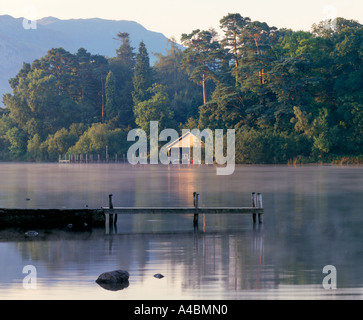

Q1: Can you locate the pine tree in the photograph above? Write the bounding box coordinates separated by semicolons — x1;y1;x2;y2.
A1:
105;71;118;121
220;13;251;69
181;29;221;104
132;41;153;105
109;32;135;127
115;32;136;68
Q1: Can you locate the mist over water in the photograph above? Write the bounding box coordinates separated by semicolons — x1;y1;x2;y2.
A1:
0;163;362;299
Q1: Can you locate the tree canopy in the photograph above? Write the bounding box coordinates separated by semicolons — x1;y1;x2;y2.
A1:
0;14;362;164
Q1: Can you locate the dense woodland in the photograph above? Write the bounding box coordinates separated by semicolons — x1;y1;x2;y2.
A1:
0;14;362;164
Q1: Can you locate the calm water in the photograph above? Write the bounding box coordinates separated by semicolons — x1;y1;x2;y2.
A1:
0;162;362;300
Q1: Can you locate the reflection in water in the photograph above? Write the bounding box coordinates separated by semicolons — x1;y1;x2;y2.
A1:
0;163;362;299
0;229;266;299
96;280;129;291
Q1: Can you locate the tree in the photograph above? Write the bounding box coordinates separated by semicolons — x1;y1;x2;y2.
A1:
220;13;251;69
107;128;130;158
27;133;45;161
132;41;153;105
8;62;31;92
109;32;136;127
44;128;78;160
0;113;15;159
39;47;76;96
235;127;303;164
114;32;136;68
273;29;323;59
198;83;244;130
181;29;222;104
133;84;174;135
312;17;362;38
311;108;331;155
267;55;317;127
237;21;277;87
334;94;363;154
67;123;130;157
6;127;27;160
74;48;93;104
105;71;118;121
68;123;109;155
4;68;80;139
72;49;111;124
90;54;109;123
154;39;203;124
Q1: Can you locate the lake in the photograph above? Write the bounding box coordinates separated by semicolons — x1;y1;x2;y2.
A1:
0;162;362;300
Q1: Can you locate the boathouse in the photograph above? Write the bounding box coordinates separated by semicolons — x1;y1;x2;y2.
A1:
164;131;205;164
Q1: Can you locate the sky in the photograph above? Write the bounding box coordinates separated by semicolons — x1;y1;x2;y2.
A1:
0;0;362;42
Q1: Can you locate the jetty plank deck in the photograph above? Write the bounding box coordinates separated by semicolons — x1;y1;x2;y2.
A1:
103;207;263;215
0;192;264;230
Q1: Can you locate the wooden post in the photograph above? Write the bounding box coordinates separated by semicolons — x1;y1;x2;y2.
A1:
251;192;257;223
108;194;114;225
257;193;263;224
108;194;114;209
193;192;199;226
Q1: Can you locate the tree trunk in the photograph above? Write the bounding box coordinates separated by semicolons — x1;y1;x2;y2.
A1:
233;31;238;68
202;73;207;104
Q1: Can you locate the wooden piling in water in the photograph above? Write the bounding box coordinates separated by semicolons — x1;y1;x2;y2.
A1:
251;192;257;224
0;192;264;231
111;194;117;225
193;192;199;226
108;194;115;226
257;193;263;224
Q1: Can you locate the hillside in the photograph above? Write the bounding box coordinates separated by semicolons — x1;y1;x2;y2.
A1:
0;15;178;106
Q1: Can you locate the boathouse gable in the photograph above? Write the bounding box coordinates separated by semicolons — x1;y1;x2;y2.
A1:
164;130;207;164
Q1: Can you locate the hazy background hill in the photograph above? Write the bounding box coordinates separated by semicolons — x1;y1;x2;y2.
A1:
0;15;179;106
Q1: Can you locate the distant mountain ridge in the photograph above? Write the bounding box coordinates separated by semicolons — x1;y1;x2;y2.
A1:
0;15;179;107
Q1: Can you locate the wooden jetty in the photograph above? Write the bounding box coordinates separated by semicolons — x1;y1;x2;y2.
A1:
0;192;264;232
58;153;126;164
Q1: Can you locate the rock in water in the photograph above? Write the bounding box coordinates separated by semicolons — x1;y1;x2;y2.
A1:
25;230;38;237
96;270;129;291
154;273;164;279
96;270;129;283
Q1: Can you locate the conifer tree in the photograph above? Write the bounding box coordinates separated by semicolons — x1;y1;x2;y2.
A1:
132;41;153;105
109;32;136;127
105;71;118;121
